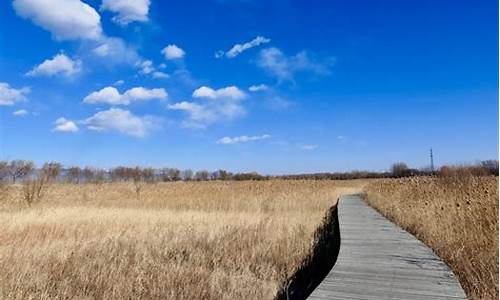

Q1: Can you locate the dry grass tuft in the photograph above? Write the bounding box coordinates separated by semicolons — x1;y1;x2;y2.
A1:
0;180;363;300
365;175;498;299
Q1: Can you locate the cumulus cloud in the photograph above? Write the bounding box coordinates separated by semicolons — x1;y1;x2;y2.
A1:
0;82;30;106
168;85;246;128
217;36;270;58
161;44;185;60
192;86;246;100
84;108;158;137
100;0;150;25
13;109;29;117
12;0;102;41
53;117;79;132
83;86;167;105
301;144;319;150
257;47;332;81
26;53;81;77
217;134;271;145
248;84;268;92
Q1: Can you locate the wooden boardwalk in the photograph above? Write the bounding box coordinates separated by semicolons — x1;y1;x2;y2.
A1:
308;195;467;300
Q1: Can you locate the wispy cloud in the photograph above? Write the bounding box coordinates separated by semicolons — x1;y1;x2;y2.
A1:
152;71;169;79
257;47;333;81
13;109;29;117
216;36;270;58
248;84;268;92
0;82;30;106
92;37;140;65
301;144;319;150
217;134;271;144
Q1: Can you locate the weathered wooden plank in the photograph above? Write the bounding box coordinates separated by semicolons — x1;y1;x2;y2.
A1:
308;195;467;300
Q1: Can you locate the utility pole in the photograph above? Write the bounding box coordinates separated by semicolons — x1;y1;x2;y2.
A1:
430;148;435;173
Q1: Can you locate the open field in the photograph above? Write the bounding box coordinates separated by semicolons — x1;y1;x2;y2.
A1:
365;175;498;299
0;180;364;300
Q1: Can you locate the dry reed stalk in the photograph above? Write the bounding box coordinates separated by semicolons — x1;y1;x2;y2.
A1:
0;180;364;299
365;176;498;299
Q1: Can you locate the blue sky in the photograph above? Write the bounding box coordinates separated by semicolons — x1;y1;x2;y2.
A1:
0;0;498;174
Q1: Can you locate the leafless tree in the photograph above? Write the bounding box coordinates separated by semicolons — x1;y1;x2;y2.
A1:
66;166;82;183
182;169;193;181
391;162;409;177
195;170;209;181
9;160;34;183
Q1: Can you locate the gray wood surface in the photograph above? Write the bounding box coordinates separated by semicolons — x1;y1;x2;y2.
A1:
308;195;467;300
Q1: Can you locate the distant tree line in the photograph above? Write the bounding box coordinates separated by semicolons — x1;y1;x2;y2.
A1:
0;159;497;185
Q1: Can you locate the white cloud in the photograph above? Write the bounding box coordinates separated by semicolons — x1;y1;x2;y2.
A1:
161;44;185;60
301;144;319;150
83;86;167;105
137;60;154;74
12;0;102;41
192;86;246;100
218;36;271;58
0;82;30;106
114;80;124;86
26;53;81;77
123;87;167;101
84;108;157;137
13;109;29;117
248;84;268;92
168;85;246;128
135;59;169;79
53;117;79;132
267;96;292;110
217;134;271;145
257;47;332;81
92;37;139;64
100;0;150;25
152;71;169;79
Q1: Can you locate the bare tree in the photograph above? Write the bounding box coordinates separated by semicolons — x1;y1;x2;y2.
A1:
66;166;82;183
0;161;9;200
182;169;193;181
22;162;60;206
391;162;410;177
0;161;9;182
195;170;209;181
9;160;34;182
42;162;62;181
167;168;181;181
142;167;156;183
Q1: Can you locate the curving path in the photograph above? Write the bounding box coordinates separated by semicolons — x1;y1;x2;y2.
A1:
307;195;467;300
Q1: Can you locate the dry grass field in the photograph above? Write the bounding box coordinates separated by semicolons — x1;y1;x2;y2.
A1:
365;175;498;300
0;180;364;300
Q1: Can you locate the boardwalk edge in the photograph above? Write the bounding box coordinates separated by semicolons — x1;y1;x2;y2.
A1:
274;196;344;300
